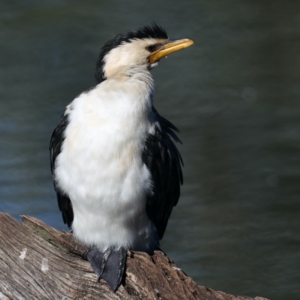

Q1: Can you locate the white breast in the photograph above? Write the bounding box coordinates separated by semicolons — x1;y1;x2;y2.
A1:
55;69;159;252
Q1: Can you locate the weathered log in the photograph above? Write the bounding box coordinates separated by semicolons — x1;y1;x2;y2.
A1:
0;212;268;300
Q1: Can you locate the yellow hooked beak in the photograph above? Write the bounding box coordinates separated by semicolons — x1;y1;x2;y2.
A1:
148;38;194;64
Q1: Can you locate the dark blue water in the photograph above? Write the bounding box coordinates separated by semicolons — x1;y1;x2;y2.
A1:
1;1;300;299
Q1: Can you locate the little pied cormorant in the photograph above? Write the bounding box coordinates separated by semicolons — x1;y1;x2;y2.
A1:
50;24;193;291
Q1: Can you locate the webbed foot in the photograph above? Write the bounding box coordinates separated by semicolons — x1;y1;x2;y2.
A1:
85;247;126;292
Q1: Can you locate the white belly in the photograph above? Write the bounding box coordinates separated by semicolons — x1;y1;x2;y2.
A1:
55;81;158;252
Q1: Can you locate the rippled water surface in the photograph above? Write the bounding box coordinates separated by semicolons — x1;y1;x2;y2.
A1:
1;1;300;299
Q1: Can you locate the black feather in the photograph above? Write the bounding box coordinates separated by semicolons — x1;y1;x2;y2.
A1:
143;109;183;240
95;23;168;83
49;113;74;228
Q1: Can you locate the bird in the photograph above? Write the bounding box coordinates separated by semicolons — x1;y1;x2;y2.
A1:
49;24;193;291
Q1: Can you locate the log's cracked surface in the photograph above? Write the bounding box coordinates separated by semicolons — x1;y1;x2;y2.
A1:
0;212;269;300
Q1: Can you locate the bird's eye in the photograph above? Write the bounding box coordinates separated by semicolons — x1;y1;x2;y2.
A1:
146;45;159;52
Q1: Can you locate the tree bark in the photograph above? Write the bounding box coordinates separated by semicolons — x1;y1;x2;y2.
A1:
0;212;268;300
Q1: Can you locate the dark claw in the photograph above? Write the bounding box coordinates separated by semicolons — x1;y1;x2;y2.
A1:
101;247;127;291
85;247;127;292
85;248;106;277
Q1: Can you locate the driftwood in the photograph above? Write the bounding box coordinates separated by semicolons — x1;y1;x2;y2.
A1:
0;212;268;300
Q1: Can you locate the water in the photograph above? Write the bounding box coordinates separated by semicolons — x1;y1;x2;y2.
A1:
1;1;300;299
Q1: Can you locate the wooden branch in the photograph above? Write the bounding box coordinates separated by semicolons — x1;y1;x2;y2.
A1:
0;212;268;300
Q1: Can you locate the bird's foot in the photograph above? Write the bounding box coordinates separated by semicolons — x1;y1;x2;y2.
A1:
85;246;126;292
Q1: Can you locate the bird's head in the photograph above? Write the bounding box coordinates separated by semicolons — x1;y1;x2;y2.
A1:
95;24;194;83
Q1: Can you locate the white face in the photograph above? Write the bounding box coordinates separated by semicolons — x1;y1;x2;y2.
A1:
102;38;168;78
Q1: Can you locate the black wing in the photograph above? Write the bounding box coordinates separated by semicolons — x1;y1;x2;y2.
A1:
49;113;74;228
142;109;183;240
